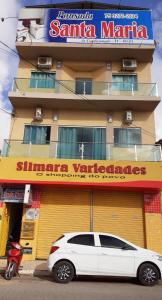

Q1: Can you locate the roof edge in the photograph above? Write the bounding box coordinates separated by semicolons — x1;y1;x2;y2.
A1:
24;1;149;10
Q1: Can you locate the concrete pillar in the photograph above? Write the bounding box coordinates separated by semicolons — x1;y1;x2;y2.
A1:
144;192;162;254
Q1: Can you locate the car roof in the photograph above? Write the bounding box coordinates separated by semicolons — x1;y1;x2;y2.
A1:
63;232;122;238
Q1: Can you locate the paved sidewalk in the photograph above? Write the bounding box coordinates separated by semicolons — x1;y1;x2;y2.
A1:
0;259;50;276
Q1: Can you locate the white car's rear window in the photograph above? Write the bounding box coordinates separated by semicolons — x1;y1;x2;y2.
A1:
54;235;65;243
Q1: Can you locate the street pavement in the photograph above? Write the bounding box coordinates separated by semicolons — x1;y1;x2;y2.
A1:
0;274;162;300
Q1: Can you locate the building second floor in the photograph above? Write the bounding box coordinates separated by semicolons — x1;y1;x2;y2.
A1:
2;108;161;162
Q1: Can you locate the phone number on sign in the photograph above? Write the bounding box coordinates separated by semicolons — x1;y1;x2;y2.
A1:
104;13;139;19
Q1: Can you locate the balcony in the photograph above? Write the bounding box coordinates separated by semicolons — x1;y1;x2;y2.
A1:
9;78;160;111
2;140;162;162
12;78;158;96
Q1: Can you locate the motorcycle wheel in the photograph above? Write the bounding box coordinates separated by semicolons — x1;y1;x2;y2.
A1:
4;262;16;280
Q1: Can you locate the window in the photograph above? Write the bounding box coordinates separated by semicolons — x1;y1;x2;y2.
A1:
112;74;137;91
99;235;126;249
57;127;106;160
23;125;51;144
114;128;141;146
75;78;92;95
29;72;55;88
68;234;95;246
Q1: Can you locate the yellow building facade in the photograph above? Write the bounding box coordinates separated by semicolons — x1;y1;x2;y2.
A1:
0;1;162;260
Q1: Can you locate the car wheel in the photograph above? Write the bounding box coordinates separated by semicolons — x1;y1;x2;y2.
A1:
53;261;75;284
138;263;159;286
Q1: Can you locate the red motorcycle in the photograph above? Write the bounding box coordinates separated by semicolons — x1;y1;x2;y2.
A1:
4;242;23;280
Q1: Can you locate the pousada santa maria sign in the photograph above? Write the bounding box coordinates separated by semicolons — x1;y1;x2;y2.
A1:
17;8;153;45
46;9;154;45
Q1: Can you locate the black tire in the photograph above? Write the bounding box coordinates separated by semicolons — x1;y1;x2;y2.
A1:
4;262;16;280
53;261;75;284
138;263;159;286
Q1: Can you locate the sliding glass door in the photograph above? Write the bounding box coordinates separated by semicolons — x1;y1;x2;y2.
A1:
57;127;106;160
75;78;92;95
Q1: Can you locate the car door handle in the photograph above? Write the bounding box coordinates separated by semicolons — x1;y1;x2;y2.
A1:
101;253;108;255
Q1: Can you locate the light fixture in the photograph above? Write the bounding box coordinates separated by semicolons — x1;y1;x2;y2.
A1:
106;62;112;70
53;113;58;121
107;114;113;123
56;61;62;69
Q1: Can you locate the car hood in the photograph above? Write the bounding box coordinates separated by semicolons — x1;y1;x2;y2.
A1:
136;247;160;257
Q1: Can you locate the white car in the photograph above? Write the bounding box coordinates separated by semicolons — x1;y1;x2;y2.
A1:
47;232;162;286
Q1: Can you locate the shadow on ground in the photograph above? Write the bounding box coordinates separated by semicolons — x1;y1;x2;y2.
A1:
33;265;138;285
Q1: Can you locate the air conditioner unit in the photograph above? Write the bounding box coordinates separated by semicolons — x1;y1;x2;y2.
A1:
122;59;137;70
37;57;52;69
34;107;43;121
124;110;133;124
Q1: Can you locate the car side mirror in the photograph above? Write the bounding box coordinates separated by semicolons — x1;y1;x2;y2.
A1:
122;244;136;250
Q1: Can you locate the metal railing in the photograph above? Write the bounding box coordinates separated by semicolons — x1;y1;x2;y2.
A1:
2;140;162;162
11;78;158;97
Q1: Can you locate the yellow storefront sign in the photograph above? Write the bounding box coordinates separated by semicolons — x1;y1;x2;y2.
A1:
0;157;162;188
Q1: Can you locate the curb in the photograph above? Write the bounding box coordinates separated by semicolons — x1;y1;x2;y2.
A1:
19;269;50;276
0;269;50;277
0;259;50;277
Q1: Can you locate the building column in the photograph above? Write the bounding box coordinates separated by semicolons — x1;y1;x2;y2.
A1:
144;192;162;254
20;189;41;261
0;201;4;242
0;201;4;251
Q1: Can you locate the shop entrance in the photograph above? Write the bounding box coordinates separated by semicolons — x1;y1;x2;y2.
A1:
0;203;23;257
7;203;23;243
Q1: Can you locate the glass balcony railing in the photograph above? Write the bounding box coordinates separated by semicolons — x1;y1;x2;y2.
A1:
11;78;158;97
2;140;162;162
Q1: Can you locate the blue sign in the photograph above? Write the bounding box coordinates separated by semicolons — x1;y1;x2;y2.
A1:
45;9;154;45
